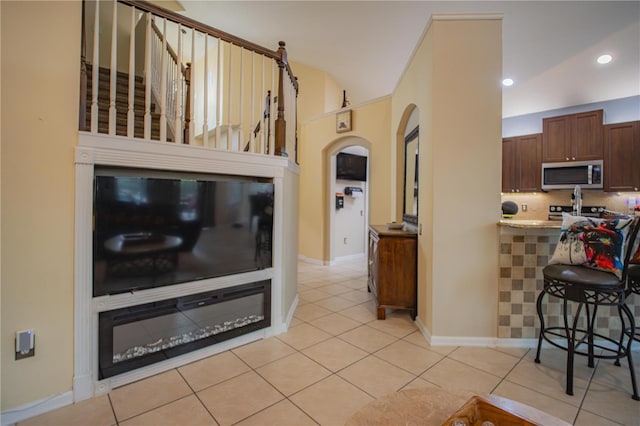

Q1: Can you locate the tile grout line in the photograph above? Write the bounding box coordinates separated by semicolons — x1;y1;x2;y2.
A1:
487;348;531;395
106;393;119;426
174;367;221;426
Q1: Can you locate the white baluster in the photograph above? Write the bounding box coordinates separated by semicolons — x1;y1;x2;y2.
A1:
159;18;167;142
270;60;276;156
202;35;209;148
108;0;117;135
90;0;100;133
144;13;151;139
174;23;183;144
289;81;296;156
239;47;245;152
227;43;233;151
250;52;255;153
215;40;223;149
189;28;195;145
260;54;265;154
127;6;136;138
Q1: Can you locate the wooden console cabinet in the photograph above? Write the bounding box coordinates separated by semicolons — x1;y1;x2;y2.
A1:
367;225;417;320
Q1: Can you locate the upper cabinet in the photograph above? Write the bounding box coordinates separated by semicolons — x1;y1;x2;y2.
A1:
542;110;603;163
502;133;542;193
604;121;640;192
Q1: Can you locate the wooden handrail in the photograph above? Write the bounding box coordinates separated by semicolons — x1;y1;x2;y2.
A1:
118;0;297;94
278;50;299;93
118;0;279;60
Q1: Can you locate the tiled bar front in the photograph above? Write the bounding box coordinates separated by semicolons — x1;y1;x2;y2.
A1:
498;225;640;340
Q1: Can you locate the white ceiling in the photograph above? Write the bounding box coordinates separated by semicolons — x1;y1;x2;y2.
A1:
170;1;640;118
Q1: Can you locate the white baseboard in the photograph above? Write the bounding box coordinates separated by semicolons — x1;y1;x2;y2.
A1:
297;254;327;265
329;253;366;266
414;316;432;345
1;391;73;426
297;253;367;266
413;319;640;351
284;295;299;329
430;335;501;347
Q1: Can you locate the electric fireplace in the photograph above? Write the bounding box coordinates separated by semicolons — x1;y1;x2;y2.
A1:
98;280;271;379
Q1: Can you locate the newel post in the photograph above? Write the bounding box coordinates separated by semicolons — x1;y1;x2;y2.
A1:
274;41;288;157
183;62;192;144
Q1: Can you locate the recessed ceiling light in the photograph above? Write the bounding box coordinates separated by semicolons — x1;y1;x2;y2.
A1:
502;78;514;87
597;54;613;64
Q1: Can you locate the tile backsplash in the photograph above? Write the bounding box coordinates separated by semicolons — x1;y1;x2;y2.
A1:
501;191;639;220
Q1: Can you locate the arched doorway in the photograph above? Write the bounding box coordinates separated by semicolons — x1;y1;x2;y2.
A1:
324;136;371;264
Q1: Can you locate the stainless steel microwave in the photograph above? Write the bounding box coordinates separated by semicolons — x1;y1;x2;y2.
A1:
541;160;603;190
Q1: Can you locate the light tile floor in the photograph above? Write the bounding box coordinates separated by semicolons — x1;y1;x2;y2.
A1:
16;260;640;425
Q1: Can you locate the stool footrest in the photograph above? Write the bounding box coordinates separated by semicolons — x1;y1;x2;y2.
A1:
540;327;633;360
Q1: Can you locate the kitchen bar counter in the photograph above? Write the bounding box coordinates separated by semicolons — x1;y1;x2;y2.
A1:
497;219;561;229
497;223;639;340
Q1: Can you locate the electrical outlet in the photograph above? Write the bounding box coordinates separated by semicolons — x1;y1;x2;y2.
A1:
521;203;528;212
15;329;35;360
343;237;348;245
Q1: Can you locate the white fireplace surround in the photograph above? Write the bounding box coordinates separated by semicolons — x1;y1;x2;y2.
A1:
74;132;299;401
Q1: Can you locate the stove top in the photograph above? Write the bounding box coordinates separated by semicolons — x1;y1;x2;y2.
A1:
548;205;606;221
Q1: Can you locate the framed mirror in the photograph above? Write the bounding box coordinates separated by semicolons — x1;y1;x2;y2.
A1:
403;126;419;225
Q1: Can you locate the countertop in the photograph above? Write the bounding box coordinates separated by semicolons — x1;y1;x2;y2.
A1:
497;219;562;229
370;224;418;236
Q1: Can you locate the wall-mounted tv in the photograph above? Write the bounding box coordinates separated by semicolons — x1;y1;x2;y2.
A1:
93;168;274;297
336;152;367;181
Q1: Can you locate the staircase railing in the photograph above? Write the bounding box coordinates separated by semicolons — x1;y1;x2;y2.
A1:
80;0;298;159
149;18;190;143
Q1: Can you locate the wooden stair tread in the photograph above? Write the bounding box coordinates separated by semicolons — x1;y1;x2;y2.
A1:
83;64;178;142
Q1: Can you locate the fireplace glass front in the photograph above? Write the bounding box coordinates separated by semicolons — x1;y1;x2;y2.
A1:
99;280;270;379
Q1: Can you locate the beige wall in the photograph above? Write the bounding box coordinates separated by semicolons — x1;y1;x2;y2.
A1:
1;1;80;409
324;73;343;113
290;60;335;121
392;17;502;338
298;98;392;261
292;59;393;262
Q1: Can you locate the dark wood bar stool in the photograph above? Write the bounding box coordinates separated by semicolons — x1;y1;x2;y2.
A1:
535;216;640;401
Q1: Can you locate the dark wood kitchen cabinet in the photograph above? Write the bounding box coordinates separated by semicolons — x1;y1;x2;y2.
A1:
604;120;640;192
502;133;542;193
542;109;603;163
368;225;417;320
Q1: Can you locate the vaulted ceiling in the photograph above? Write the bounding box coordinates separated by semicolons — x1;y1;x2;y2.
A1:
164;1;639;118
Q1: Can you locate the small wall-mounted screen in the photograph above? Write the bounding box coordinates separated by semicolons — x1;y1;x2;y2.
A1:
336;152;367;181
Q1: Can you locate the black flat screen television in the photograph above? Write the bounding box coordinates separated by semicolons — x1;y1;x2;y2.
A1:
336;152;367;181
93;168;274;297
